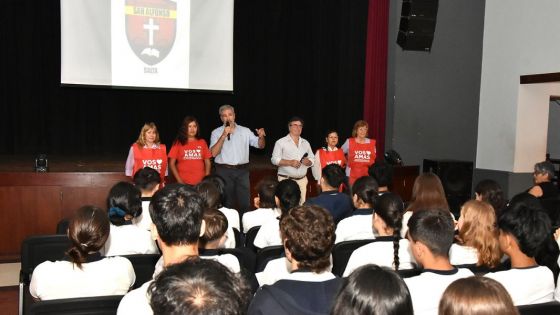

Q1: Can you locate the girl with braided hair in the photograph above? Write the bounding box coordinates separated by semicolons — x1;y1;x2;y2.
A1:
343;193;416;276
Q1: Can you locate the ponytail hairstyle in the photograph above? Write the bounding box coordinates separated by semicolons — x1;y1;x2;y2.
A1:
275;179;301;218
66;206;110;269
107;182;142;226
351;176;379;208
374;193;405;270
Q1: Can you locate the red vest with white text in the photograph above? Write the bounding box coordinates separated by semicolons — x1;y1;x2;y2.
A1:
132;143;167;184
319;148;346;170
348;138;376;185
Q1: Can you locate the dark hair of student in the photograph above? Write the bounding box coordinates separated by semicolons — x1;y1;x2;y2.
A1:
195;181;222;210
66;206;110;269
199;209;228;248
106;181;142;226
474;179;505;214
275;179;301;217
133;167;161;191
200;175;227;208
408;208;455;257
331;265;413;315
322;164;347;189
351;176;379;207
149;257;251;315
368;160;394;188
175;116;200;145
498;204;551;258
256;178;278;209
375;193;405;270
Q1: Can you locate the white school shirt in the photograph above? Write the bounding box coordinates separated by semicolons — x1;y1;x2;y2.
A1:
335;210;375;244
218;206;239;248
30;256;135;300
256;257;292;286
343;238;416;276
133;199;153;231
103;224;159;256
449;244;479;266
152;253;241;278
271;134;315;178
253;218;282;249
117;280;153;315
242;208;281;233
404;268;474;315
485;266;554;305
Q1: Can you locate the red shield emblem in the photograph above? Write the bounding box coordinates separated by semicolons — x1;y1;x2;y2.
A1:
125;0;176;66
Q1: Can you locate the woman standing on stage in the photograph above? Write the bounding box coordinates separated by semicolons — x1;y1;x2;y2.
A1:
342;120;376;185
125;122;167;184
168;116;211;185
312;130;346;181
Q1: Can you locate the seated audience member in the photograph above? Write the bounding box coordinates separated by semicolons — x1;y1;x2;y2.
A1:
528;160;559;199
133;167;161;230
253;179;300;249
439;276;519;315
450;200;501;268
368;160;394;194
149;257;251;315
484;205;555;305
404;209;474;315
474;179;506;216
344;193;415;276
117;184;206;314
198;209;241;273
248;205;341;315
103;182;159;256
242;178;280;233
305;164;352;224
401;173;451;238
30;206;135;300
335;176;378;243
200;174;241;230
333;265;413;315
196;181;236;248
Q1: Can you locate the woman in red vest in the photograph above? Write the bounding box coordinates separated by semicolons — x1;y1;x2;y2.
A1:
312;130;346;181
125;122;167;184
342;120;376;185
168;116;211;185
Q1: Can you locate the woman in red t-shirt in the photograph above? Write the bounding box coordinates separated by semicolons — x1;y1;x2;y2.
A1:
342;120;376;185
125;122;167;184
168;116;211;185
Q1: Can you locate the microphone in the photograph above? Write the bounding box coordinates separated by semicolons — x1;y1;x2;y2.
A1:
226;122;230;141
300;153;308;162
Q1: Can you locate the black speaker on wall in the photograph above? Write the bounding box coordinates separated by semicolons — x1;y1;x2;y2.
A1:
423;159;473;216
397;0;439;51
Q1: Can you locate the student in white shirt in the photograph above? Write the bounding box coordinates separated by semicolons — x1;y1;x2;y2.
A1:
335;176;378;243
253;179;300;249
132;167;161;231
196;179;237;248
344;193;415;276
485;204;555;306
404;209;474;315
117;184;207;315
450;200;501;268
103;182;159;256
30;206;135;300
242;179;280;233
198;209;241;273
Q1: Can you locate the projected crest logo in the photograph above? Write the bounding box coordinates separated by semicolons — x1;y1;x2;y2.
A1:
125;0;177;66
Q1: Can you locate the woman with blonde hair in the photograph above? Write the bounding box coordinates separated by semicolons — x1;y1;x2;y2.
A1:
341;120;376;185
125;122;167;184
450;200;502;268
439;277;519;315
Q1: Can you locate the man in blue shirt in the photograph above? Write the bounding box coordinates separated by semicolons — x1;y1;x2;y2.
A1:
210;105;266;213
305;164;353;223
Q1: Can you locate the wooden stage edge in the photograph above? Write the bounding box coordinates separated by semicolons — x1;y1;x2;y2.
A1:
0;155;418;262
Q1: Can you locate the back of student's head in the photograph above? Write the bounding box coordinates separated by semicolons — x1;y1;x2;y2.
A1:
280;205;335;273
321;164;346;189
256;178;278;208
275;179;301;214
498;204;551;258
200;175;227;208
408;208;454;257
368;161;394;188
107;181;142;226
474;179;505;214
149;257;251;315
331;265;413;315
352;176;379;207
439;277;519;315
195;181;221;210
408;173;449;213
150;184;205;246
506;192;542;212
66;206;110;269
133;167;161;193
199;209;228;249
375;193;405;270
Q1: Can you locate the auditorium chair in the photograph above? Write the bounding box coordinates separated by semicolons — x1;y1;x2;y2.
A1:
121;254;161;289
233;227;244;248
517;301;560;315
26;295;124;315
331;239;376;277
210;248;257;273
244;226;261;253
454;262;509;276
396;268;422;278
255;245;285;273
19;235;72;315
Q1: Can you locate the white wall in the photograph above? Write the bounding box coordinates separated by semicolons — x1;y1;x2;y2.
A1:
476;0;560;172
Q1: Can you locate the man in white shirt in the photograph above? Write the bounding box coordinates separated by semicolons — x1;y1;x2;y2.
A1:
271;117;314;203
117;184;206;315
404;209;473;315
